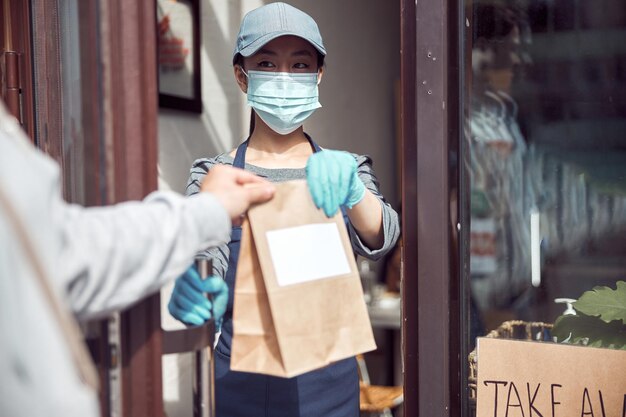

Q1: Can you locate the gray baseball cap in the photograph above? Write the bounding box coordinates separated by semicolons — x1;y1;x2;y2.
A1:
233;2;326;63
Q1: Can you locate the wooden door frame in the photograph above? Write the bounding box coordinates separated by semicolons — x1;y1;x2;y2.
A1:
98;1;161;416
30;0;64;162
0;0;35;140
28;0;161;415
401;0;464;415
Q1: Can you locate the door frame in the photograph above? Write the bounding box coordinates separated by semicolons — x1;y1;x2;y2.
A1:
400;0;464;415
0;0;35;139
98;1;161;416
27;0;161;415
23;0;466;414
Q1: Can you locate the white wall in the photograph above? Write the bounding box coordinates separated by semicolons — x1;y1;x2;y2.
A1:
290;0;401;206
159;2;400;415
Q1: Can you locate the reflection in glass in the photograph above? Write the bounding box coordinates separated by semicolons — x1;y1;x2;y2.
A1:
59;0;105;206
464;0;626;414
157;0;194;97
467;2;535;344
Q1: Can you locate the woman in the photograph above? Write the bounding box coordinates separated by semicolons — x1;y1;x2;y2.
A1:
168;3;400;416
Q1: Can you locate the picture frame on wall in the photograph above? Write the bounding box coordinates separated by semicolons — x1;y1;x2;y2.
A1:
157;0;202;113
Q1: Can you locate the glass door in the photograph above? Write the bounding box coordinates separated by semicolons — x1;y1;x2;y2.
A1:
462;1;626;415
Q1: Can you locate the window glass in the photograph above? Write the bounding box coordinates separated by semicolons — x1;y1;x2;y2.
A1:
58;0;105;206
463;1;626;414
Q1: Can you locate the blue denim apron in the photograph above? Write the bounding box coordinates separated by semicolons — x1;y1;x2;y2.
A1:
214;136;359;417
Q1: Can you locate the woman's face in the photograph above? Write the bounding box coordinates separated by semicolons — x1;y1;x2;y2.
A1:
480;26;523;93
245;35;319;73
235;35;322;92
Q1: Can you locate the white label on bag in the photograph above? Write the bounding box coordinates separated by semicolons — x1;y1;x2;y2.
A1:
266;223;351;286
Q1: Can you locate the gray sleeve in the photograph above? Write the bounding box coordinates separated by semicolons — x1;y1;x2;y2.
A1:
347;154;400;261
0;111;234;322
185;157;232;279
60;191;232;320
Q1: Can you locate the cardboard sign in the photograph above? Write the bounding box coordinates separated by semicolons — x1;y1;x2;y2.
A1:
477;338;626;417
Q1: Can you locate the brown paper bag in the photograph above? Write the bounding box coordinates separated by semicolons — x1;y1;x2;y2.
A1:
230;180;376;378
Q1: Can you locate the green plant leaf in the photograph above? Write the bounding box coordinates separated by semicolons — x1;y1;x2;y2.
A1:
573;281;626;324
552;314;626;350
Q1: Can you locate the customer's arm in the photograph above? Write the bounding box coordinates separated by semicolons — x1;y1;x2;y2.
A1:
57;165;273;321
56;191;229;320
0;105;272;321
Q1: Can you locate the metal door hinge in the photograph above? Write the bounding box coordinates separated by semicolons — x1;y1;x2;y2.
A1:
1;51;23;124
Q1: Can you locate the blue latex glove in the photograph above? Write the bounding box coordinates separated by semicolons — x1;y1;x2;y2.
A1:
306;150;366;217
168;266;228;328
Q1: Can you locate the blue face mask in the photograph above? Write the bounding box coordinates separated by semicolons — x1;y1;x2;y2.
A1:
245;70;321;135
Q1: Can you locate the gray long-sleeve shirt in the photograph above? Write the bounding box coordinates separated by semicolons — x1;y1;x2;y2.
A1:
185;149;401;280
0;104;232;417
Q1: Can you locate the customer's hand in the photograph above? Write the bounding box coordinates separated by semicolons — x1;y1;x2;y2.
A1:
168;266;228;327
306;150;366;217
200;165;274;222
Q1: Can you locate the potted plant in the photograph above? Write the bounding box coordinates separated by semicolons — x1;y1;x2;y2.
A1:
552;281;626;350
